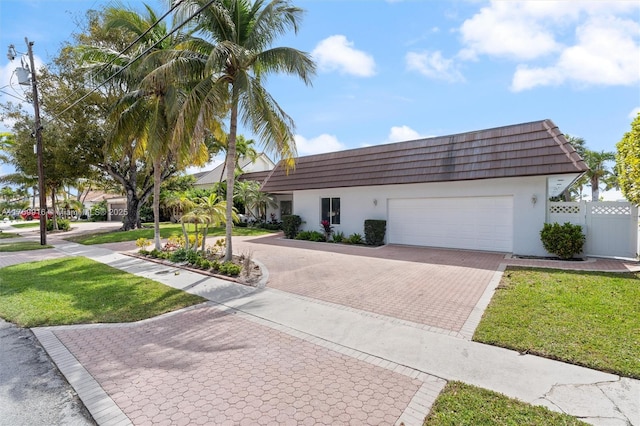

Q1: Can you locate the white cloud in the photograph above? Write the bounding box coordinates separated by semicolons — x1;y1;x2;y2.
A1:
406;50;464;82
312;35;376;77
511;15;640;91
386;125;422;143
459;1;560;61
294;134;346;156
629;107;640;119
458;1;640;91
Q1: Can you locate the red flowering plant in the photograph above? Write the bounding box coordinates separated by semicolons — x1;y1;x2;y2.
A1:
320;219;333;241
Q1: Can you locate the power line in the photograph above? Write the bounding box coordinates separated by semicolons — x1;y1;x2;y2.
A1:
50;0;214;123
47;0;184;120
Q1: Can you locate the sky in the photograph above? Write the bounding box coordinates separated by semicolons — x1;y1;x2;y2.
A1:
1;0;638;200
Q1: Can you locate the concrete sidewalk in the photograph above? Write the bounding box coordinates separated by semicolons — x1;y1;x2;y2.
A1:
34;241;639;426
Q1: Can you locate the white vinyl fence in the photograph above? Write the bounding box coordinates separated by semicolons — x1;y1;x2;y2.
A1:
548;201;639;259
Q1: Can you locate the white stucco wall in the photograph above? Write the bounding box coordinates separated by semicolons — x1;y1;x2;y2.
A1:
276;176;550;256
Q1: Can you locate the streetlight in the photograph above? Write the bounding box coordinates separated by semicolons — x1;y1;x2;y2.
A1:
7;39;47;245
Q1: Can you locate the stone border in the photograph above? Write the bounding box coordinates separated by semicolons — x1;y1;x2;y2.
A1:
459;263;506;340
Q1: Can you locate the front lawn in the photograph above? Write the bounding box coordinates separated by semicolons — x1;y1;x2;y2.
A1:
474;267;640;378
0;232;19;239
10;222;40;229
0;257;205;327
425;381;585;425
0;241;53;251
67;223;276;245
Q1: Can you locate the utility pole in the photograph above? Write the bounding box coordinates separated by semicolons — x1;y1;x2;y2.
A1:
24;38;47;245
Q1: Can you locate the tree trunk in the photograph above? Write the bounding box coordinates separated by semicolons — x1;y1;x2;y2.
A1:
153;159;162;250
224;98;239;262
122;188;142;231
50;188;58;231
591;177;600;201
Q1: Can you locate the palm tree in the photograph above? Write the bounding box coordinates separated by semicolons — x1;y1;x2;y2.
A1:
165;192;196;249
81;4;209;249
196;193;235;252
173;0;315;261
234;180;260;220
181;208;209;251
584;150;616;201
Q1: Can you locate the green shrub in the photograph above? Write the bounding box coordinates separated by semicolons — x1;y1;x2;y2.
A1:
200;259;212;269
282;215;302;239
169;248;188;262
364;219;386;246
295;230;325;242
346;233;363;245
90;200;107;221
46;218;71;232
185;250;201;265
295;230;312;240
540;222;585;259
149;249;162;258
332;231;345;243
210;260;221;271
257;222;282;231
308;231;326;242
138;249;149;256
218;261;241;276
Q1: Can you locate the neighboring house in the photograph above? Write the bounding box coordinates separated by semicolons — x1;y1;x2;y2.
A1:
82;190;121;217
260;119;589;256
193;153;275;190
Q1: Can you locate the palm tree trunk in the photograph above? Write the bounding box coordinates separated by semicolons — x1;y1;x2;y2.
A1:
224;98;239;262
50;188;57;231
181;222;189;251
201;224;208;253
591;177;600;202
153;159;162;250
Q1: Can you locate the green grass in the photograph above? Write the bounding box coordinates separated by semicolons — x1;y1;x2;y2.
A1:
424;381;585;425
0;232;19;239
67;222;276;245
0;257;205;327
474;267;640;378
10;222;40;229
0;241;53;251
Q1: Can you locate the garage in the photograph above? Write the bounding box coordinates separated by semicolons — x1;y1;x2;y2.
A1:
387;196;514;252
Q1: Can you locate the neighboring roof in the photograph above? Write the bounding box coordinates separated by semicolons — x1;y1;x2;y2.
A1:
194;153;275;187
238;170;271;182
83;190;122;203
261;119;589;193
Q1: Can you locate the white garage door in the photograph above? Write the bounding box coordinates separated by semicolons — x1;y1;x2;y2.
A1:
388;196;513;252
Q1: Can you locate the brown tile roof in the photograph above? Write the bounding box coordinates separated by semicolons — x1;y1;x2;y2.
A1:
260;119;588;193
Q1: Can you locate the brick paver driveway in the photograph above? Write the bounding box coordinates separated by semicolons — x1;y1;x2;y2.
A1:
235;235;506;334
54;305;425;425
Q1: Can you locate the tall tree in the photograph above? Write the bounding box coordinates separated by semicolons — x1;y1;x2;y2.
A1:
81;4;209;247
173;0;315;261
584;150;616;201
616;112;640;205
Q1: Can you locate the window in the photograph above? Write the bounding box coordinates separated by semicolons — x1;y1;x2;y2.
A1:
321;197;340;225
280;200;292;216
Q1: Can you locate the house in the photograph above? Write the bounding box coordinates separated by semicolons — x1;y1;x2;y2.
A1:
193;153;275;190
259;119;589;256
